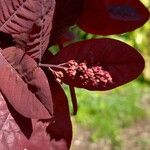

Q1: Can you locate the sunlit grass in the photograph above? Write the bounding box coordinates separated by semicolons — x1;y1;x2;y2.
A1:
64;81;149;148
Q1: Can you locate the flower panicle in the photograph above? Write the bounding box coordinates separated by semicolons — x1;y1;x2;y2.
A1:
54;60;113;87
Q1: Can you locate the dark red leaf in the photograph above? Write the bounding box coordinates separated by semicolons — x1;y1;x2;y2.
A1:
49;0;84;45
69;86;78;115
56;31;75;45
77;0;150;35
0;0;55;60
0;47;53;119
45;70;72;150
0;32;14;49
50;38;145;90
0;78;72;150
0;92;32;150
42;50;54;64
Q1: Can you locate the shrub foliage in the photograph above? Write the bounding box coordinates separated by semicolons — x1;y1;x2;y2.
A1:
0;0;149;149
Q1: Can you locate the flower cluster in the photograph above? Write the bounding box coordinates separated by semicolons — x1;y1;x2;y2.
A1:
54;60;113;87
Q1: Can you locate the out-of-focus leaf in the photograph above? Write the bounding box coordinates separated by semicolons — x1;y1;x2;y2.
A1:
77;0;150;35
49;0;83;45
42;50;54;64
56;31;75;45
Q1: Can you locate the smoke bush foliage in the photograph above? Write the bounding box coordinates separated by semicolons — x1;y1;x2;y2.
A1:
0;0;149;149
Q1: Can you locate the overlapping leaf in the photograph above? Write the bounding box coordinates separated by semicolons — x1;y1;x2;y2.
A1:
26;0;55;60
49;0;83;45
77;0;150;35
50;38;145;90
0;32;14;49
0;75;72;150
0;0;55;60
45;70;72;150
0;92;33;150
0;47;53;119
55;30;75;46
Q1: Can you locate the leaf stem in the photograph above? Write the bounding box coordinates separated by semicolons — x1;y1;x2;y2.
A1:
39;63;66;70
69;86;78;115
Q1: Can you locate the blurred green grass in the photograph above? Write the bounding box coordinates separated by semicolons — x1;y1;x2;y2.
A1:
65;81;150;148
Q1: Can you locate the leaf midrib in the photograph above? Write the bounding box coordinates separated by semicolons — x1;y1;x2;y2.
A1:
0;0;27;31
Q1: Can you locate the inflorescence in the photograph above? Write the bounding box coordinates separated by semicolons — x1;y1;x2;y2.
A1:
52;60;113;87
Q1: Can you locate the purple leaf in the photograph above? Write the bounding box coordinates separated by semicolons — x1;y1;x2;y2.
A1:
0;0;55;60
0;92;32;150
77;0;150;35
0;47;53;119
45;70;72;150
50;38;145;90
49;0;83;45
0;32;14;49
0;92;69;150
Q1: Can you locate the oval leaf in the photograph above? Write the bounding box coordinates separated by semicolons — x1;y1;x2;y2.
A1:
0;47;53;119
51;38;145;91
77;0;150;35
